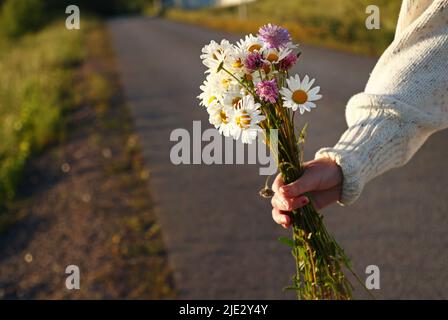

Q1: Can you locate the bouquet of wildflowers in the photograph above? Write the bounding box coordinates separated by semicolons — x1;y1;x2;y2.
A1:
198;24;355;299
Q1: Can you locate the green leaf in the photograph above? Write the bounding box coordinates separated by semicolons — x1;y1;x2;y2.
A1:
298;123;308;144
278;236;295;247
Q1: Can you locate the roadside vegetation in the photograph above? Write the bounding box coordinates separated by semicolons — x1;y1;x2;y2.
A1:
0;20;84;207
165;0;402;56
0;0;154;208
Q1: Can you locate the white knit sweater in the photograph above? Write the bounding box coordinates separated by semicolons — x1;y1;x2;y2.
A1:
315;0;448;205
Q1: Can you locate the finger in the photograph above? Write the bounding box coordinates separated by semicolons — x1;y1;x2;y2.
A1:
272;193;310;211
287;195;310;210
271;174;284;193
279;169;319;198
272;208;291;227
308;187;341;210
271;194;289;211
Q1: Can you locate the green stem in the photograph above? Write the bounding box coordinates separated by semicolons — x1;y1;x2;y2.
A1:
268;110;354;299
221;66;256;96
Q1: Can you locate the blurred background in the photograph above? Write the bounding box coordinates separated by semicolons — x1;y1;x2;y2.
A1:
1;0;447;300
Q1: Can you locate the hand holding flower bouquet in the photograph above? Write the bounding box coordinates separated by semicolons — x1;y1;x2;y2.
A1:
199;24;357;300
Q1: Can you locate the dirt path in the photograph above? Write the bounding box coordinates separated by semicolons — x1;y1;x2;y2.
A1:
0;24;175;299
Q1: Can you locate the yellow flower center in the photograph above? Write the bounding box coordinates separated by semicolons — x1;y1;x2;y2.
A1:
220;110;229;124
232;59;243;68
221;79;230;89
292;90;308;104
232;97;241;108
208;96;216;105
248;44;261;52
267;53;279;62
236;111;251;129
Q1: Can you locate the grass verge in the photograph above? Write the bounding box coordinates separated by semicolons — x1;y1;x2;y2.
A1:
0;21;84;206
164;0;402;56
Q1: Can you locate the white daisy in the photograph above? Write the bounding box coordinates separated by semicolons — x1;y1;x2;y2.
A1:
198;81;219;109
242;69;270;86
227;46;247;77
231;95;265;144
222;84;245;109
237;34;264;54
197;73;230;108
280;74;322;114
208;104;234;137
200;39;234;73
263;46;292;65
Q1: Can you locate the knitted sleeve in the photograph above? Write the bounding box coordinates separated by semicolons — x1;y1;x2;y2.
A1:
315;0;448;205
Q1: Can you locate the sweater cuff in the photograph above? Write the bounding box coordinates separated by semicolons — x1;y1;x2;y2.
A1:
314;93;435;206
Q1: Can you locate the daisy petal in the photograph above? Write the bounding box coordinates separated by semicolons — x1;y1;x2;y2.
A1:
302;75;310;89
303;77;315;91
308;94;322;102
307;86;321;96
305;102;316;110
303;103;311;112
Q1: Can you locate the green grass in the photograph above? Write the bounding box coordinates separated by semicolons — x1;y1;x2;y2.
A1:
165;0;402;55
0;22;85;205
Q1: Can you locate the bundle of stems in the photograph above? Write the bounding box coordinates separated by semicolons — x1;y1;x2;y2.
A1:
263;106;354;300
221;63;355;299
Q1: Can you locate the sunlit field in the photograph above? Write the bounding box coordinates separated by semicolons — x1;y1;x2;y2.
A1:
165;0;402;55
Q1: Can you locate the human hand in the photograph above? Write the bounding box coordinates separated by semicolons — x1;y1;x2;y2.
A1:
271;158;343;228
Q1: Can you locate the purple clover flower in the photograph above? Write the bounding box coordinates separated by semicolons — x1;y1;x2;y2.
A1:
256;79;279;104
258;24;291;49
278;53;298;71
244;52;263;72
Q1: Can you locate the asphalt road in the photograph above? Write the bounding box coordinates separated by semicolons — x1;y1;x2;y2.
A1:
108;17;448;299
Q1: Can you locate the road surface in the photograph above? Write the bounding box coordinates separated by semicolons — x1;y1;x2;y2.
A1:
108;17;448;299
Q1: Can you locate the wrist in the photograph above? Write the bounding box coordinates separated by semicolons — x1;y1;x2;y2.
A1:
314;148;363;206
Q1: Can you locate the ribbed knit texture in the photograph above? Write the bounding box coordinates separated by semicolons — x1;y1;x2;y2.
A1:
315;0;448;205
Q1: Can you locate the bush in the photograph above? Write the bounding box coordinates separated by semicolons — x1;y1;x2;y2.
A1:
0;0;46;38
